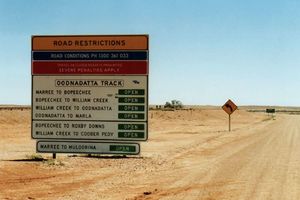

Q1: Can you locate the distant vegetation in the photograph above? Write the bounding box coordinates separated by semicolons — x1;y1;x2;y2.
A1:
149;100;184;111
164;100;184;109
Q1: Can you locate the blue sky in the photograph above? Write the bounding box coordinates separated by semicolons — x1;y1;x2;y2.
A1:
0;0;300;106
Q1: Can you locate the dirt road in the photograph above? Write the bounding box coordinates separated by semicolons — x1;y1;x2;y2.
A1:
142;114;300;200
0;109;300;199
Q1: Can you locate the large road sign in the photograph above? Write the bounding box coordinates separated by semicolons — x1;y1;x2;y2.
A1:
31;35;149;154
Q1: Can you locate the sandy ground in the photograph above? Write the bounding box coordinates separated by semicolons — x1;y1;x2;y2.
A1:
0;108;300;199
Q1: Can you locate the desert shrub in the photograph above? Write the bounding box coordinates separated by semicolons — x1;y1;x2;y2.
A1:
164;100;183;109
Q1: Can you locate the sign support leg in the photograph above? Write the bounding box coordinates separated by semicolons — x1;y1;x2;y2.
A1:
229;114;231;132
53;153;56;159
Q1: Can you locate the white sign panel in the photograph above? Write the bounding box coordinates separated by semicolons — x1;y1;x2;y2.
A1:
37;141;140;155
32;75;147;121
32;121;147;141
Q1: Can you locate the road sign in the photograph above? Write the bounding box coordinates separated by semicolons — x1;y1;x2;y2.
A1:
31;35;149;155
37;141;140;155
222;99;237;115
222;99;237;132
266;108;275;113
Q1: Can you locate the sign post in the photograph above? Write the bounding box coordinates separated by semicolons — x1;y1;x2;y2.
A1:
229;114;231;131
31;35;149;156
222;99;237;132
